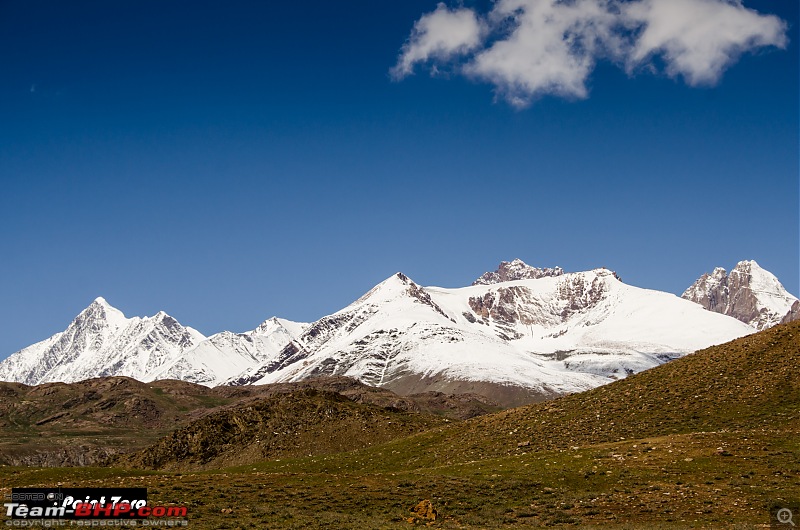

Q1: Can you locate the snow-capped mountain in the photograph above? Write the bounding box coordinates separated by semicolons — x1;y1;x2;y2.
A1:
0;297;205;385
473;258;564;285
682;260;798;330
228;268;752;404
0;298;306;387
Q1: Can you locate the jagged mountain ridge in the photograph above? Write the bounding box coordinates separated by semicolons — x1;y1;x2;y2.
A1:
0;299;306;387
472;258;565;285
682;260;798;330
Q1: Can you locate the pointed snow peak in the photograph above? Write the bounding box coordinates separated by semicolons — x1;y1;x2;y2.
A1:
473;259;565;285
349;272;455;321
78;297;128;328
731;260;759;277
730;260;778;285
86;296;116;313
357;272;418;303
253;316;283;334
394;271;417;285
728;260;794;302
156;311;179;326
151;310;175;327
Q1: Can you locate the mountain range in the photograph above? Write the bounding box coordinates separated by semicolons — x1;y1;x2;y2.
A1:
0;259;795;405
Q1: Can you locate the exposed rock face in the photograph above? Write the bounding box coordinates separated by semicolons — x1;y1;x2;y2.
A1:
468;270;612;328
682;267;728;313
473;259;564;285
682;260;798;330
781;300;800;325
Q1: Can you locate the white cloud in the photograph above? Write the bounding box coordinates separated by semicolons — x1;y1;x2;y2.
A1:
391;3;485;79
622;0;788;86
393;0;788;106
466;0;621;105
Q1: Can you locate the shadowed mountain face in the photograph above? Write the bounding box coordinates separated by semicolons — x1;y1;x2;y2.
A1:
0;376;499;467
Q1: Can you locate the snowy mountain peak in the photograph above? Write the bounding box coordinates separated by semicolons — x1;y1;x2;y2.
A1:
591;268;621;280
252;316;307;337
729;260;777;288
682;260;798;330
230;264;751;403
253;316;283;335
473;259;565;285
354;272;418;305
78;297;129;331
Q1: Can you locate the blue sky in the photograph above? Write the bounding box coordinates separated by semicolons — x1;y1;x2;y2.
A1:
1;0;797;357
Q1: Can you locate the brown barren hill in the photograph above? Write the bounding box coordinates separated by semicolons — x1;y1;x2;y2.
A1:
116;388;450;470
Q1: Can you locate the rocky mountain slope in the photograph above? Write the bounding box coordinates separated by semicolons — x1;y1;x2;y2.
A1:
364;319;800;470
682;260;798;329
